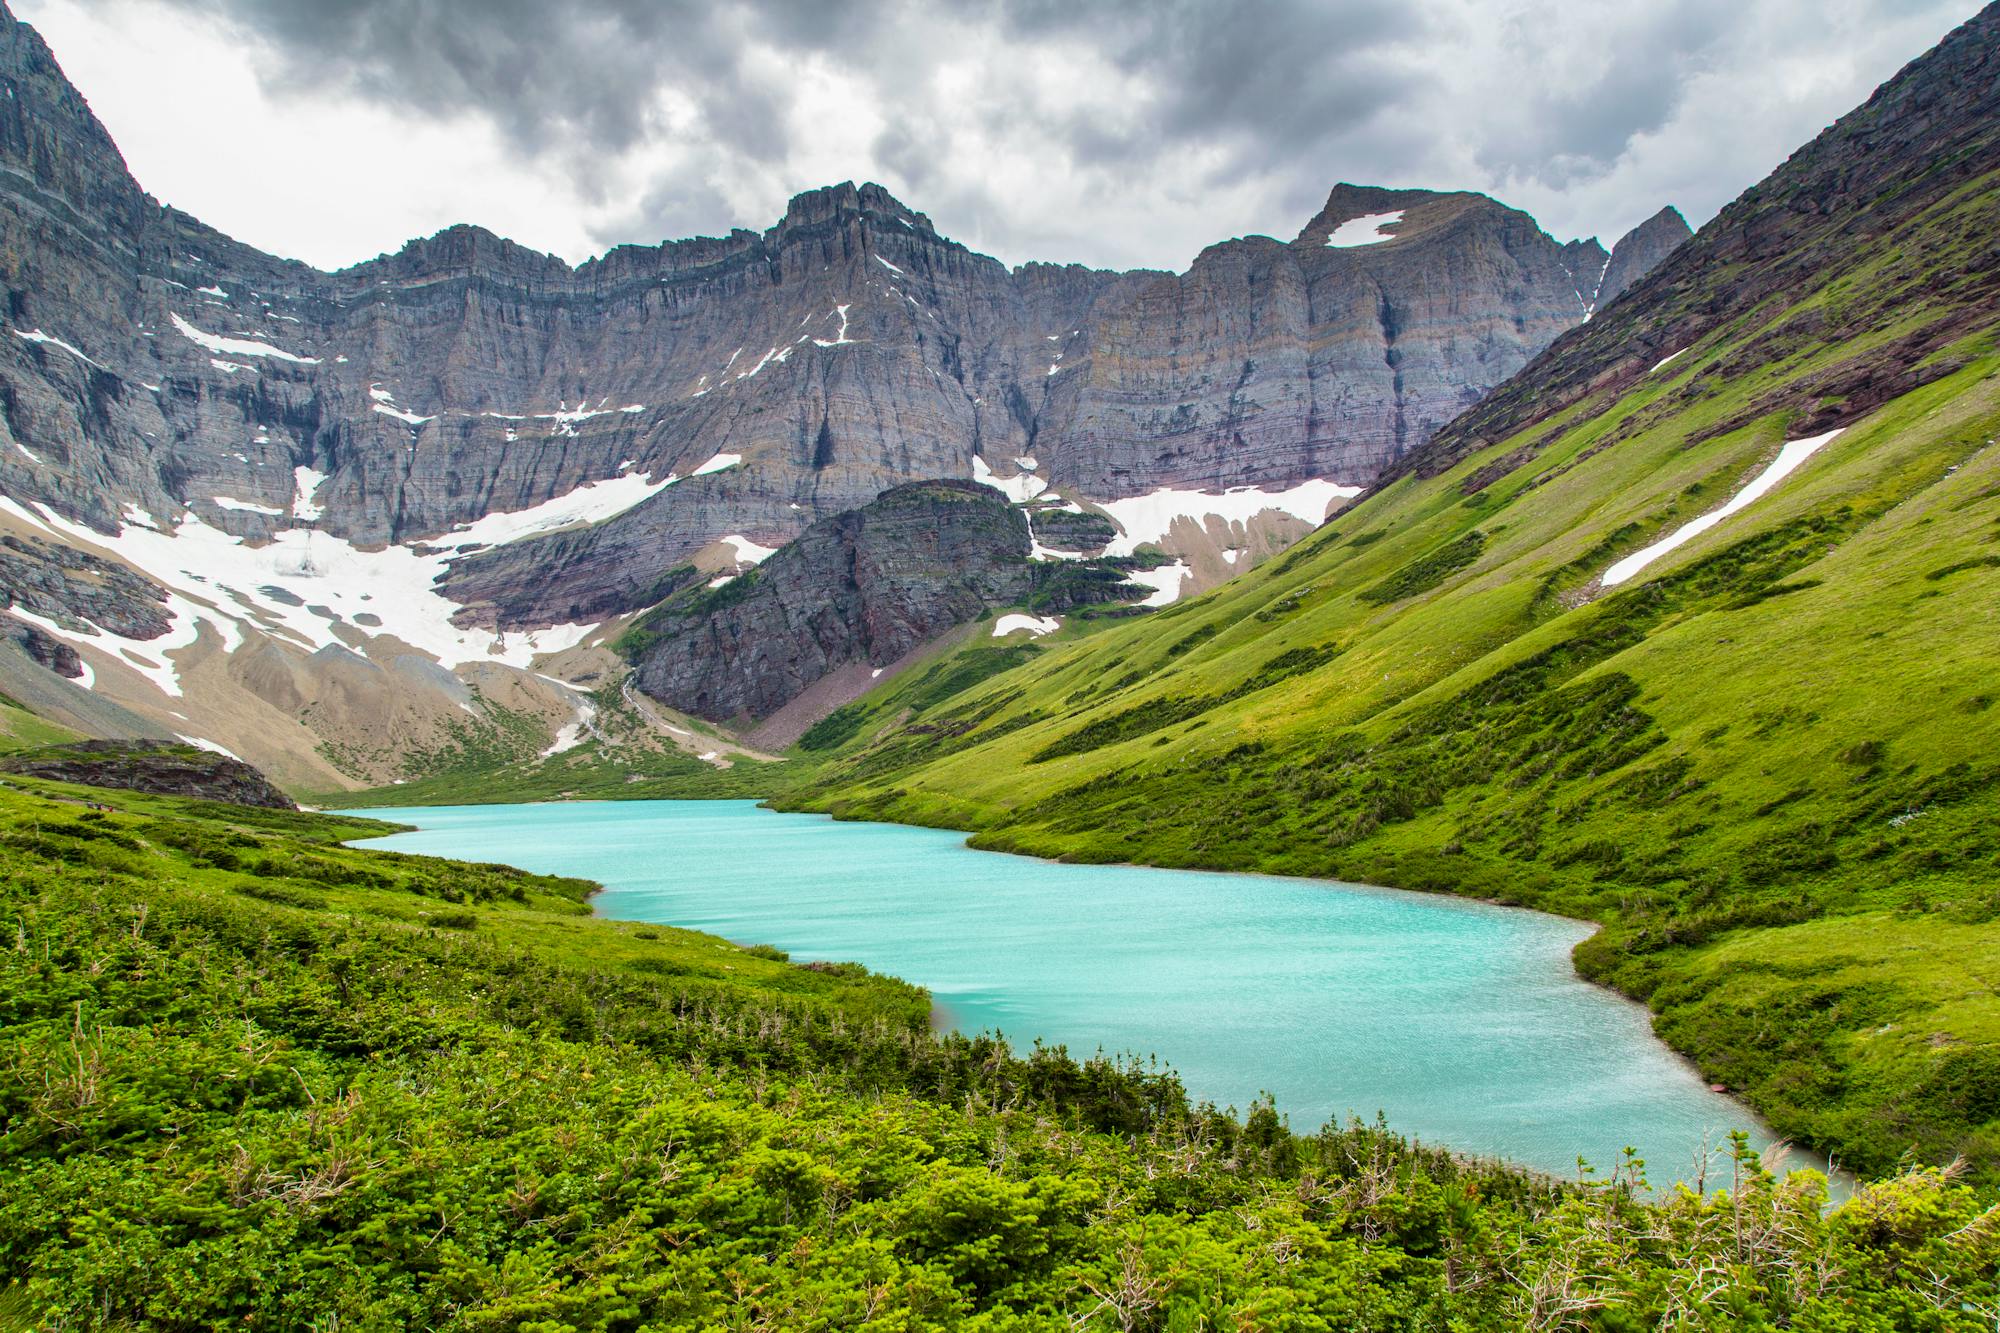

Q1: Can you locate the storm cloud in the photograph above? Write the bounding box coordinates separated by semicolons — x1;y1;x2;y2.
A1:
19;0;1984;272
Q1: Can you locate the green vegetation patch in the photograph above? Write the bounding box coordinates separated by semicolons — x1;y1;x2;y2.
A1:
2;765;1995;1327
1358;529;1486;604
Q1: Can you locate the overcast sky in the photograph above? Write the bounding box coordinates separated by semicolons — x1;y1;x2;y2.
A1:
17;0;1983;274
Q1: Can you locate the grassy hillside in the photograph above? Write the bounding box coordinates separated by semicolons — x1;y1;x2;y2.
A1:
5;768;1999;1328
0;694;81;750
783;152;2000;1187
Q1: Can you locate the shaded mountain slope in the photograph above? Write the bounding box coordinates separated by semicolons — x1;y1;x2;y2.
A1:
781;4;2000;1181
1594;206;1693;309
629;482;1048;722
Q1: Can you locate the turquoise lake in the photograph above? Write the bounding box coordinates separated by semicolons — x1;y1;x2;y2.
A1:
360;799;1816;1187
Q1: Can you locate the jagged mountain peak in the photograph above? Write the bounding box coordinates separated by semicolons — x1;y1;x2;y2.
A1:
1596;206;1693;308
1296;183;1448;247
771;180;939;240
346;222;574;284
1292;183;1540;249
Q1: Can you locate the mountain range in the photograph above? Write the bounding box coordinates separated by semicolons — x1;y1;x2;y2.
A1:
0;0;1689;784
0;0;1991;1184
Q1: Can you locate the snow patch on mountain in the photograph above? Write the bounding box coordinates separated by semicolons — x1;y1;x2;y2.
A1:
993;613;1060;637
1096;479;1362;557
1602;429;1846;587
1127;561;1192;607
971;454;1048;503
720;534;778;565
10;327;103;368
436;471;681;550
212;496;286;516
811;304;855;347
170;313;319;364
1325;211;1405;248
291;468;329;522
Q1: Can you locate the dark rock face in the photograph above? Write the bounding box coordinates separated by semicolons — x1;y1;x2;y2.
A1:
1405;7;2000;481
630;482;1034;721
1596;208;1692;309
1029;508;1116;554
1558;237;1612;310
0;533;171;638
0;2;1685;634
0;739;296;808
1;611;81;676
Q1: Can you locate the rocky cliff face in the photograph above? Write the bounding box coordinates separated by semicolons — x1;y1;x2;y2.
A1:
629;482;1043;722
1595;208;1693;309
0;0;1686;778
1038;185;1609;495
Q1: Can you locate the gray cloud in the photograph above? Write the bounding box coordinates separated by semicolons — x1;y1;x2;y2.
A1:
95;0;2000;270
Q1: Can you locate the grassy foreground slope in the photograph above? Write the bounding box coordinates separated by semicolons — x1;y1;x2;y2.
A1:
786;12;2000;1185
4;769;2000;1328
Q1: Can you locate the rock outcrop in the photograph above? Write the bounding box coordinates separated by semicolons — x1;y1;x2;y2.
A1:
1595;207;1693;310
1;612;81;677
0;534;170;638
0;739;296;808
629;482;1039;722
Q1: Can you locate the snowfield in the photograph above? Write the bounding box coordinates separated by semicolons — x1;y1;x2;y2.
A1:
992;613;1061;637
1096;479;1361;557
720;535;778;565
436;471;678;550
538;688;597;758
0;461;698;697
1126;560;1193;607
1325;211;1405;248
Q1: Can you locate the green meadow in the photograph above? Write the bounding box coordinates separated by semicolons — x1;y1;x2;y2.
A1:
6;764;1999;1327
